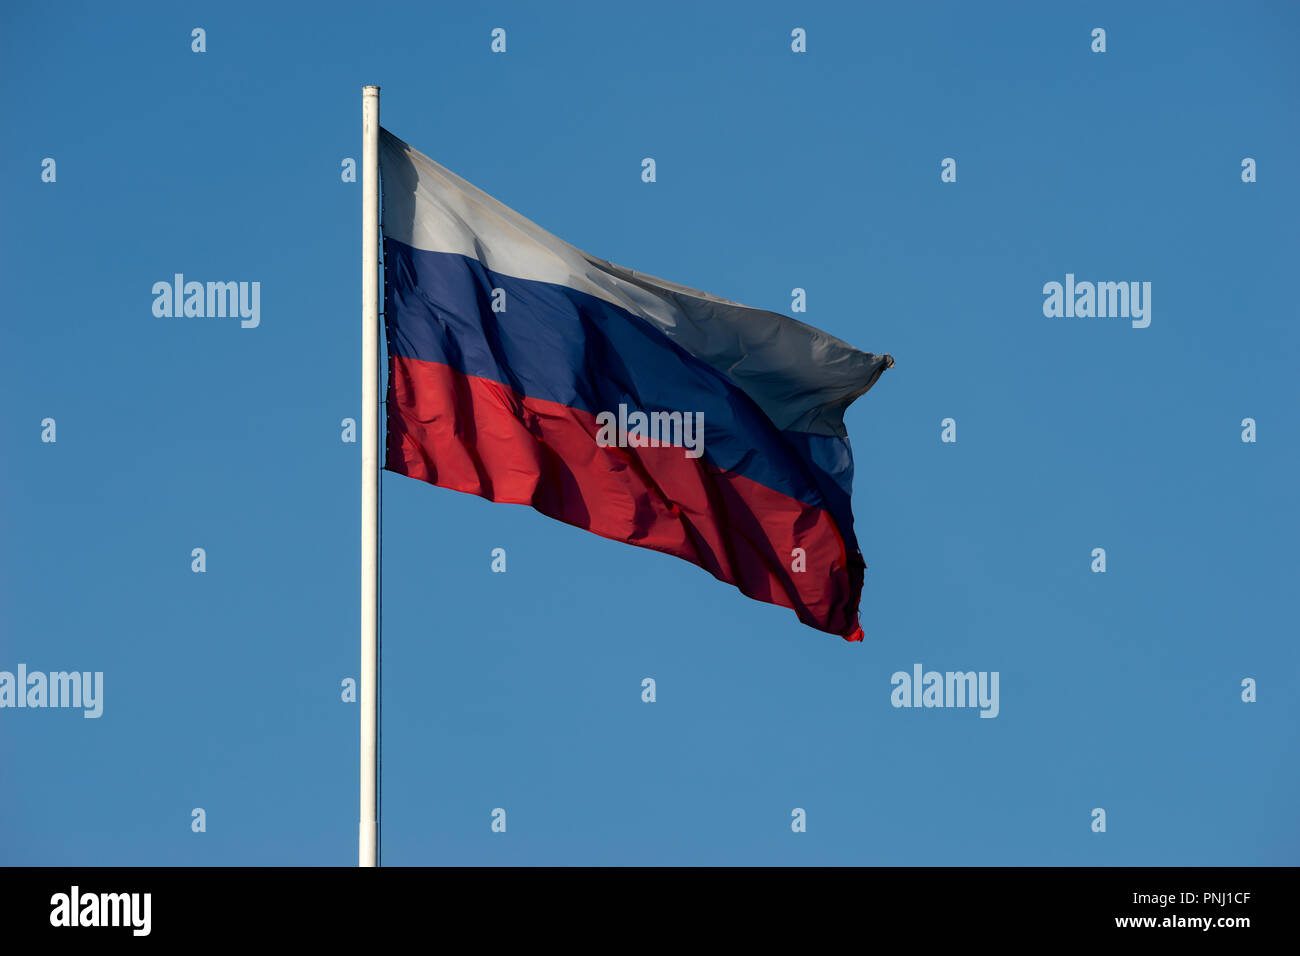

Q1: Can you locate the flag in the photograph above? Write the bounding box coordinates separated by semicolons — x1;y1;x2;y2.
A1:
379;129;892;640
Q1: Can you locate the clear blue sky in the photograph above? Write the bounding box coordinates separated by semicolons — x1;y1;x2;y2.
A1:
2;0;1296;866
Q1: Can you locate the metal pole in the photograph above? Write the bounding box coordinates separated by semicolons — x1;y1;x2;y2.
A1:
360;84;381;868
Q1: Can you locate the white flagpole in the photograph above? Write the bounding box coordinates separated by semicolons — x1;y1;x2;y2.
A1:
360;84;381;868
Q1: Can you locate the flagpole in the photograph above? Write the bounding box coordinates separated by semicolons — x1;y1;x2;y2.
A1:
360;83;381;868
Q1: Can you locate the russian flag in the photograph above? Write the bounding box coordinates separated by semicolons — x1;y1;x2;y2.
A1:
379;129;892;641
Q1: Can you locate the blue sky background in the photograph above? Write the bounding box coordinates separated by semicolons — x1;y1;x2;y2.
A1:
2;0;1296;866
